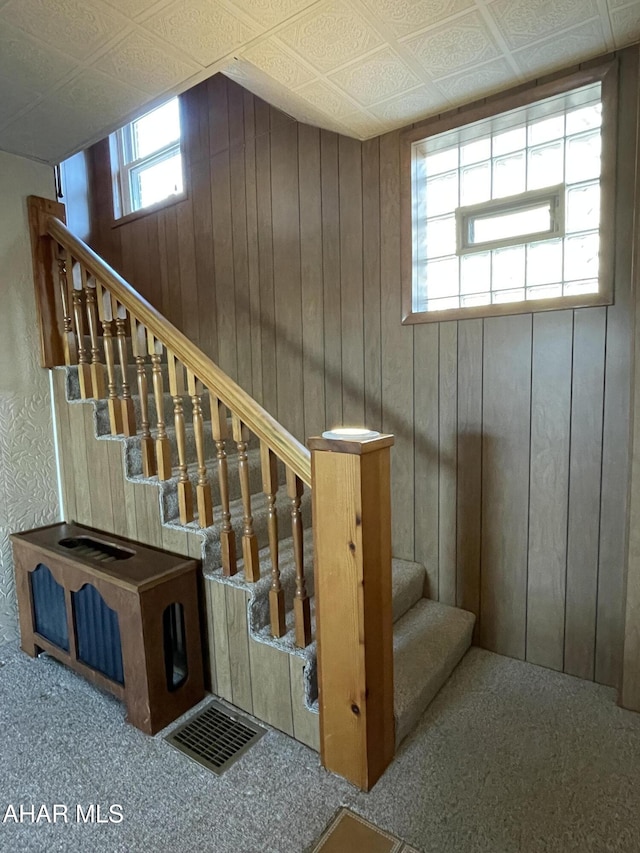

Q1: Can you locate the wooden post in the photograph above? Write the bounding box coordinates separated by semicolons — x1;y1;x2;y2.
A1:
309;431;395;792
27;196;66;368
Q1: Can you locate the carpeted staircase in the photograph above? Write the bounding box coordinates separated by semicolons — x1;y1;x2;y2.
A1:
65;363;475;750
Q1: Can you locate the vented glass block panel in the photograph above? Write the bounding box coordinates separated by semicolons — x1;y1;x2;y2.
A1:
527;239;563;285
424;147;458;177
73;583;124;685
461;251;490;294
425;171;458;215
492;245;525;289
493;126;526;156
526;283;563;299
30;564;69;651
528;141;564;189
492;287;525;303
493;152;526;198
564;232;599;280
566;131;601;183
566;183;600;232
425;256;459;298
472;202;552;244
461;161;490;205
425;215;456;258
528;115;565;145
461;138;491;165
566;104;601;135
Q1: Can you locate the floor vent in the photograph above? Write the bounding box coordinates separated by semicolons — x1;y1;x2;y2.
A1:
165;700;265;775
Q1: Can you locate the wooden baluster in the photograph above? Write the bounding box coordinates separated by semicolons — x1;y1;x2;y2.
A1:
83;272;105;398
131;316;156;477
262;443;285;637
56;248;77;365
168;352;193;524
148;332;172;480
113;297;136;436
70;260;91;398
95;280;122;435
187;370;213;527
287;469;311;648
232;414;260;582
211;397;237;576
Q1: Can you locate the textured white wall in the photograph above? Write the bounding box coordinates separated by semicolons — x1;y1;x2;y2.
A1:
0;152;60;643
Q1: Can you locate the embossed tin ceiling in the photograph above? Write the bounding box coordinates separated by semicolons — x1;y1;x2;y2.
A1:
0;0;638;164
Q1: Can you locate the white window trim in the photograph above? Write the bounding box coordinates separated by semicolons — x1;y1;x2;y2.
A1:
400;60;618;325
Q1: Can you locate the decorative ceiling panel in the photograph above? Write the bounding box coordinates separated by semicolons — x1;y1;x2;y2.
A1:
93;31;201;95
143;0;261;66
277;0;385;72
329;46;421;105
402;10;502;77
0;0;639;163
2;0;129;61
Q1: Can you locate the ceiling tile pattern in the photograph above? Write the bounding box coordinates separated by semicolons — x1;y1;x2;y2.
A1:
0;0;638;164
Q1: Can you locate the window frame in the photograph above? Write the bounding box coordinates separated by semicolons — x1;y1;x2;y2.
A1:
109;97;186;225
400;60;618;325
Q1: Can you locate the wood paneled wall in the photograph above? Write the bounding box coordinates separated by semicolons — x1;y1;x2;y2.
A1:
67;49;639;689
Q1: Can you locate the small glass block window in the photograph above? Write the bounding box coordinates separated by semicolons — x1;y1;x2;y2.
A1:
410;81;604;313
110;98;184;219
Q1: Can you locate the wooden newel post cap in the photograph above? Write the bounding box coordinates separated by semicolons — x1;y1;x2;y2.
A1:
308;429;394;455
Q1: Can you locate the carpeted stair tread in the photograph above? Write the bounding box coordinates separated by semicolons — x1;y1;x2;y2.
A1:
391;559;427;623
393;599;475;747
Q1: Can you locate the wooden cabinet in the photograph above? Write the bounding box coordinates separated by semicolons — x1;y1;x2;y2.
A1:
11;522;204;735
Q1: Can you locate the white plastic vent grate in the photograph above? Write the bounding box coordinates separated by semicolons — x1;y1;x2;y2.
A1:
165;700;265;775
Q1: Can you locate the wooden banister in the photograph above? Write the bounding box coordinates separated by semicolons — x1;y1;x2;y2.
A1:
44;214;311;487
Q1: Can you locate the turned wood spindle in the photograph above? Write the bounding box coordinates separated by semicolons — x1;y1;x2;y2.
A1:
232;414;260;582
95;280;123;435
287;469;311;648
148;332;172;480
211;398;237;576
56;249;77;366
70;261;92;398
113;298;136;436
131;317;156;477
83;272;105;398
262;443;285;637
187;370;213;527
168;352;194;524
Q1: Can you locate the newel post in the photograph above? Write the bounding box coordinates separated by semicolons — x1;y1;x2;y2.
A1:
27;195;67;368
309;429;395;791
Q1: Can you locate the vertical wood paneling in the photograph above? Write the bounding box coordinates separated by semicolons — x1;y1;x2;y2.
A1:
380;131;414;561
191;157;217;362
211;148;238;381
457;319;483;636
230;139;253;394
362;138;382;433
244;93;263;406
565;308;606;679
438;321;457;605
225;585;253;713
339;135;365;427
176;201;199;345
413;324;439;597
298;124;325;440
320;130;342;429
481;314;532;659
271;121;304;440
596;49;637;688
527;310;573;671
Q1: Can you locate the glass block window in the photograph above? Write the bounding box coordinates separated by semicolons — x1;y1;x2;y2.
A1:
409;81;605;314
110;98;184;219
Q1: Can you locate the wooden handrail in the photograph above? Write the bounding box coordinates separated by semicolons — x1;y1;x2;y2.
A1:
45;214;311;486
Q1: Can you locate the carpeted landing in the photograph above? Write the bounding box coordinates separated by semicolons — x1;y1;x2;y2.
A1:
2;642;640;852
